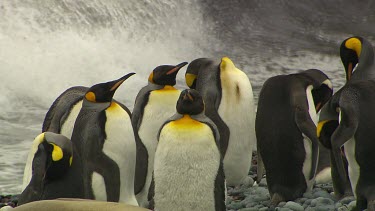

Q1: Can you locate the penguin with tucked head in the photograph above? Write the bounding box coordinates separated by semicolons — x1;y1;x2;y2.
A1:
256;69;333;205
151;89;225;211
322;36;375;210
185;57;256;186
131;62;188;207
71;73;138;205
19;132;84;205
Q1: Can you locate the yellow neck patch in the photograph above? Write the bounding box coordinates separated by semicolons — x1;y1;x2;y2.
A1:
106;101;121;111
163;85;177;90
345;37;362;57
50;143;63;161
69;156;73;166
85;91;96;102
316;120;329;137
185;73;197;88
170;115;203;129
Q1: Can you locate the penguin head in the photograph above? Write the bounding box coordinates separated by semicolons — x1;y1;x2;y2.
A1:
300;69;333;112
317;103;339;149
85;72;136;103
185;58;216;89
340;36;363;81
176;89;204;115
148;62;188;86
32;132;73;181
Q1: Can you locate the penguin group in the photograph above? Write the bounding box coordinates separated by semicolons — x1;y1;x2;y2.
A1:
13;36;375;211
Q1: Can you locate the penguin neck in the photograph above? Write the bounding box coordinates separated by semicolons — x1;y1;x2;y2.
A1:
147;82;176;90
82;98;111;111
351;42;375;81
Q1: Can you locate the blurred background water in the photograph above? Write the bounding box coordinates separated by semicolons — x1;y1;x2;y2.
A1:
0;0;374;194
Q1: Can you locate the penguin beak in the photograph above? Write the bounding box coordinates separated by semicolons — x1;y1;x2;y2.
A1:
183;91;194;101
166;62;188;75
110;72;136;91
347;62;353;81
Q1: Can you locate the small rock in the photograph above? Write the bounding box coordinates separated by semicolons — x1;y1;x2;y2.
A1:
239;208;258;211
227;202;244;210
284;201;304;211
339;196;356;205
277;201;286;207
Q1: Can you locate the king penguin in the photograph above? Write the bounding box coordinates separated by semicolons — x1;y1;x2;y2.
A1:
71;73;139;205
255;69;333;205
152;89;225;211
131;62;188;207
321;36;375;210
185;57;256;186
19;132;83;205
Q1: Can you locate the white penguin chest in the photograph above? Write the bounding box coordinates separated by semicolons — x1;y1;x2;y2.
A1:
138;89;181;152
92;102;137;205
61;100;83;139
302;85;319;190
154;117;221;211
340;110;359;197
218;68;256;185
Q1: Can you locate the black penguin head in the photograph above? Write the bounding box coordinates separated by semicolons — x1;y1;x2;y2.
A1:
317;103;339;149
31;132;73;181
176;89;204;115
148;62;188;86
340;36;363;81
300;69;333;112
85;72;136;103
185;58;215;89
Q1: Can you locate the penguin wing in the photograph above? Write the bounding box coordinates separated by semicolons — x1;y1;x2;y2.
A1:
193;115;221;149
131;87;153;194
294;105;319;180
203;88;230;157
131;87;152;131
43;86;87;133
330;86;359;187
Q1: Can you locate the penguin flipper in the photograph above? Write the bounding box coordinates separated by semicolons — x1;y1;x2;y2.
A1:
131;87;151;131
204;89;230;156
331;88;359;189
294;106;319;180
214;162;226;211
134;132;148;194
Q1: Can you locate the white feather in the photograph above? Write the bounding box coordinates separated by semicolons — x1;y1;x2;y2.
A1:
154;119;221;211
136;89;180;207
218;65;256;186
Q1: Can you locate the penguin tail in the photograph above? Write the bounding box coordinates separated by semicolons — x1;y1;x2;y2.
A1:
270;193;284;206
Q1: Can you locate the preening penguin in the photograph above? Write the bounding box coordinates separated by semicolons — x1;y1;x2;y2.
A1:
255;69;333;205
71;73;138;205
19;132;83;205
185;57;256;186
323;36;375;210
152;89;225;211
131;62;188;207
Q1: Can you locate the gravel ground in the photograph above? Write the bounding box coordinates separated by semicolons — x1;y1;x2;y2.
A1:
1;154;359;210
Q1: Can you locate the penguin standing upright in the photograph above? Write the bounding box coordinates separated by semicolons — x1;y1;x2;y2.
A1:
71;73;138;205
131;62;188;207
322;36;375;210
152;89;225;211
185;57;255;186
255;69;333;205
19;132;84;205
